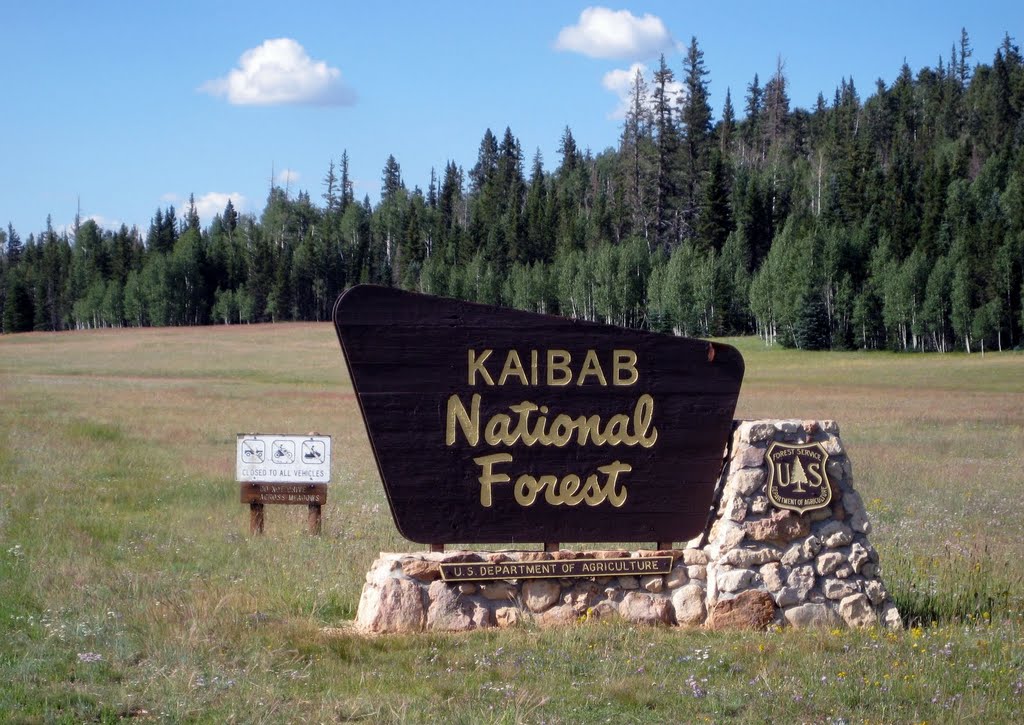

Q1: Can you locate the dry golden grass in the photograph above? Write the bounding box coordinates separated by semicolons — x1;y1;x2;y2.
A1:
1;325;1022;722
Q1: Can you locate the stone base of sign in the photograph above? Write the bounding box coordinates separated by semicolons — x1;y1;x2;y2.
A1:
354;419;901;634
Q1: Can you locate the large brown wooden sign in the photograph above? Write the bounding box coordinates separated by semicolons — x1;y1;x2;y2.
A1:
332;285;744;545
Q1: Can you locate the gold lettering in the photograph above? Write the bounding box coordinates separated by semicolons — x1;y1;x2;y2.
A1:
498;350;530;386
514;473;542;506
598;461;631;507
605;413;629;444
577;349;608;386
547;350;572;386
468;349;494;386
613;349;639;386
635;394;658;447
446;393;480;446
480;459;633;509
460;395;658;449
530;349;539;385
474;452;512;507
807;462;823;488
484;413;513;446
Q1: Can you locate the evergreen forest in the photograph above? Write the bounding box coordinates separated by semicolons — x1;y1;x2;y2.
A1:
3;32;1023;352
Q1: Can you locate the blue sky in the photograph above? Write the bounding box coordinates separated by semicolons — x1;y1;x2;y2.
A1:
2;2;1021;238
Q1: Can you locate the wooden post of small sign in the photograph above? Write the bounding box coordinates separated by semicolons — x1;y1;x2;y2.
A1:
250;502;265;535
544;542;560;553
236;434;332;537
657;541;673;551
308;503;322;535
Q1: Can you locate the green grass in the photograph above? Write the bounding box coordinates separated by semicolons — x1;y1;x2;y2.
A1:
1;324;1023;722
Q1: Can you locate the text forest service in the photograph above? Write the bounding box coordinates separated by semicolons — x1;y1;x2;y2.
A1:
333;285;744;545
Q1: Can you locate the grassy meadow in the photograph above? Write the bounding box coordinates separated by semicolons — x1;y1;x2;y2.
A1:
1;324;1022;723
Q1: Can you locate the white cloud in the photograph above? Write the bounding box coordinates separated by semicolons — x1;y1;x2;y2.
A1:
602;63;683;120
199;38;356;106
555;7;673;60
603;63;649;120
277;169;300;187
192;192;247;223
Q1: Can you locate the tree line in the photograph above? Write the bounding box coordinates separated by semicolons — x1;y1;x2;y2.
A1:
2;31;1023;352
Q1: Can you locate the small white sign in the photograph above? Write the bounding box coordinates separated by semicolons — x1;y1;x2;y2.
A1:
236;434;332;483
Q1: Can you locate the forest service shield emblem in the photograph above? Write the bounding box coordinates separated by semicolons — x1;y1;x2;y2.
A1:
765;442;832;514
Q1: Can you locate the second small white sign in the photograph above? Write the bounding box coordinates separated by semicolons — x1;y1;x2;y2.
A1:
236;434;332;483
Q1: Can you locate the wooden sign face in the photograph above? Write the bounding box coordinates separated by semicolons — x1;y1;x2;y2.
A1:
333;286;744;545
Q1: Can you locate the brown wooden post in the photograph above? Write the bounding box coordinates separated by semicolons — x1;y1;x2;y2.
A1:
429;543;445;553
543;542;560;553
308;503;322;535
250;502;265;535
656;541;673;551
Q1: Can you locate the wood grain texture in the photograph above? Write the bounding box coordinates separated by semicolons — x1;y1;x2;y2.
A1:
333;285;744;545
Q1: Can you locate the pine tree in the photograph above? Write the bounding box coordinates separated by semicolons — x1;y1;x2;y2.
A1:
680;37;713;237
322;160;339;212
652;55;679;249
720;88;735;154
743;73;763;162
789;457;809;492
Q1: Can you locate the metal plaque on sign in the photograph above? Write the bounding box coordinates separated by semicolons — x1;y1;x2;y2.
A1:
766;441;832;514
439;556;673;582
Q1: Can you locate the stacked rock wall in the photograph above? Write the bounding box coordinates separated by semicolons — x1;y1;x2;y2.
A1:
355;419;901;633
706;419;901;630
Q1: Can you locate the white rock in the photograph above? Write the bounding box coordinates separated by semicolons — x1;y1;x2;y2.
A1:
815;551;845;576
774;586;803;607
716;568;757;593
864;579;887;606
687;565;707;581
739;421;776;444
641;575;665;593
356;578;426;633
781;542;806;566
725;545;781;568
849;543;870;573
681;549;708;566
723;495;748;522
784;603;839;628
880;602;903;629
822;577;859;600
750;496;769;514
495;607;520;628
618;592;672;625
672;584;707;626
709;519;746;550
522;579;560;613
760;562;786;592
838;593;876;628
816;521;854;548
729;468;766;496
786;565;815;599
665;564;689;589
821;437;845;456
